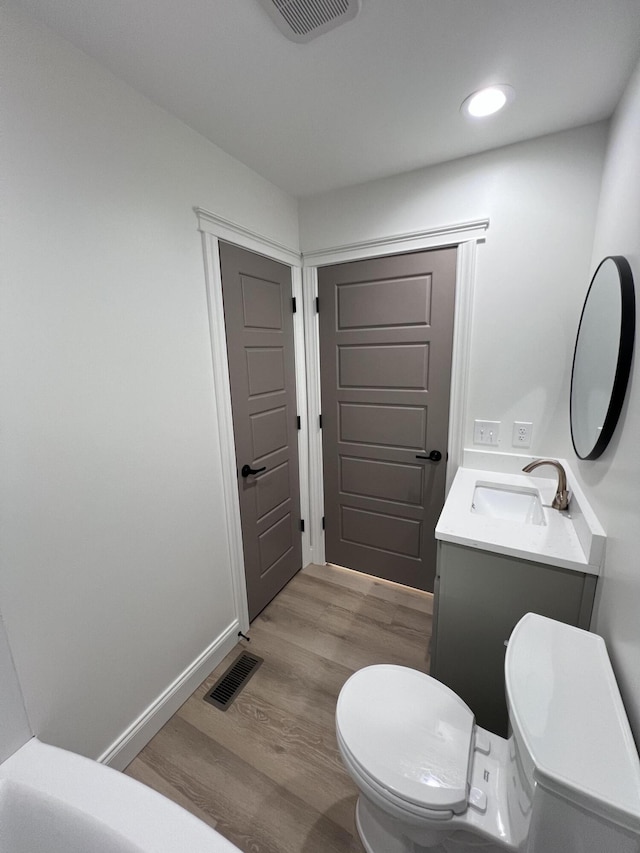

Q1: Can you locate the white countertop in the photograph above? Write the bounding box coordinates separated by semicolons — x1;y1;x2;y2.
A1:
435;465;605;575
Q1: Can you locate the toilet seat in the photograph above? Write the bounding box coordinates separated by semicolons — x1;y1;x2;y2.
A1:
336;665;475;816
337;726;458;822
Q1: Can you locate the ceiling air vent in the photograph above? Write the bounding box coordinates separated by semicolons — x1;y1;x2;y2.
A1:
257;0;361;43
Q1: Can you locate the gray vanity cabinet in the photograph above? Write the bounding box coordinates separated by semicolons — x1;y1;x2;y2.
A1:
430;542;597;737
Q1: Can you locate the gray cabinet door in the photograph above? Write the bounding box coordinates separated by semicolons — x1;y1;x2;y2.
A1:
432;542;597;736
319;248;456;591
219;241;302;621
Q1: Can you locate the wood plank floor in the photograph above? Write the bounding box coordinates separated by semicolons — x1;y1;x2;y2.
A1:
125;563;433;853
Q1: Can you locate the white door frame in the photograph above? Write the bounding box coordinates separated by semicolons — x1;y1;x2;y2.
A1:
197;207;488;624
196;208;309;632
301;219;489;567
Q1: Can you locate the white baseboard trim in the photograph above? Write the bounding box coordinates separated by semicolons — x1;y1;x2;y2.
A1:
98;620;240;770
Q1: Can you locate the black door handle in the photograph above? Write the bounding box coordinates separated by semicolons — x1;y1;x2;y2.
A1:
415;450;442;462
241;464;267;478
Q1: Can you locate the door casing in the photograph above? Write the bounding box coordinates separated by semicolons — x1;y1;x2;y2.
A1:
197;206;488;627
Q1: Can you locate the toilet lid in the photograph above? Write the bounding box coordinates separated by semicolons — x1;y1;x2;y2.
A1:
336;665;474;813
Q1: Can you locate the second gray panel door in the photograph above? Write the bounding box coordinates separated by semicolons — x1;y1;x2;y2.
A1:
319;248;457;592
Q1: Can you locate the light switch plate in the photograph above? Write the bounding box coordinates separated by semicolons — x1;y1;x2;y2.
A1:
512;421;533;448
473;420;500;445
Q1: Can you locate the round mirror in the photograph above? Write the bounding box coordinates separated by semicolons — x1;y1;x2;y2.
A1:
570;256;635;460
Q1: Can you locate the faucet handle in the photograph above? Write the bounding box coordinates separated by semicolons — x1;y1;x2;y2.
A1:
553;489;571;511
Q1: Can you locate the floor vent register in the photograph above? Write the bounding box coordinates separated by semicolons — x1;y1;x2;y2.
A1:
204;652;263;711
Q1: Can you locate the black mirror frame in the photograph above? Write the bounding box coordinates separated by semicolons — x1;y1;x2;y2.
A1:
570;255;635;460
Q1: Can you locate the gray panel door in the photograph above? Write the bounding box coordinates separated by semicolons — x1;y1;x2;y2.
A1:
219;241;302;620
319;248;456;591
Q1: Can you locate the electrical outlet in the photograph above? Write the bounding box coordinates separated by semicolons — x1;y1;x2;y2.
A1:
473;420;500;446
512;421;533;448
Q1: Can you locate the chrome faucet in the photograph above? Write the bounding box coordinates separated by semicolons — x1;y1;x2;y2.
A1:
522;459;571;510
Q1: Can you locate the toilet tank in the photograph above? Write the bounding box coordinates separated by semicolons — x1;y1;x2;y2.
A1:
505;614;640;853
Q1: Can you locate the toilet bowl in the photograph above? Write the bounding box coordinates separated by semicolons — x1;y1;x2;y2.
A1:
336;613;640;853
336;665;512;852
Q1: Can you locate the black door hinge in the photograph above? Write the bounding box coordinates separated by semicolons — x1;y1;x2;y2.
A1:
319;413;323;429
315;296;320;313
292;297;297;313
300;519;305;533
322;516;325;530
296;415;301;430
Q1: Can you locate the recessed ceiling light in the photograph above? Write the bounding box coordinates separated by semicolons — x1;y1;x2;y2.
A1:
461;85;515;118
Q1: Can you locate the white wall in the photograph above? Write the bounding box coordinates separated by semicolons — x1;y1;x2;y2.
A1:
299;124;608;457
0;3;298;761
0;611;31;763
578;57;640;741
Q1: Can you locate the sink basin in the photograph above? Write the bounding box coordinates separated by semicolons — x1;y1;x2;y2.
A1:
436;465;605;572
471;483;546;526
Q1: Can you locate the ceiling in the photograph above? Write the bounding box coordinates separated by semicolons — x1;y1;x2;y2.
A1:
13;0;640;198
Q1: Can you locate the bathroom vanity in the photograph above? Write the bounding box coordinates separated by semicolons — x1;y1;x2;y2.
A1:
431;459;605;736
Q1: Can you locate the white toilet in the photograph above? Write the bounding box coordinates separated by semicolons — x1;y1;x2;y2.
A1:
336;613;640;853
